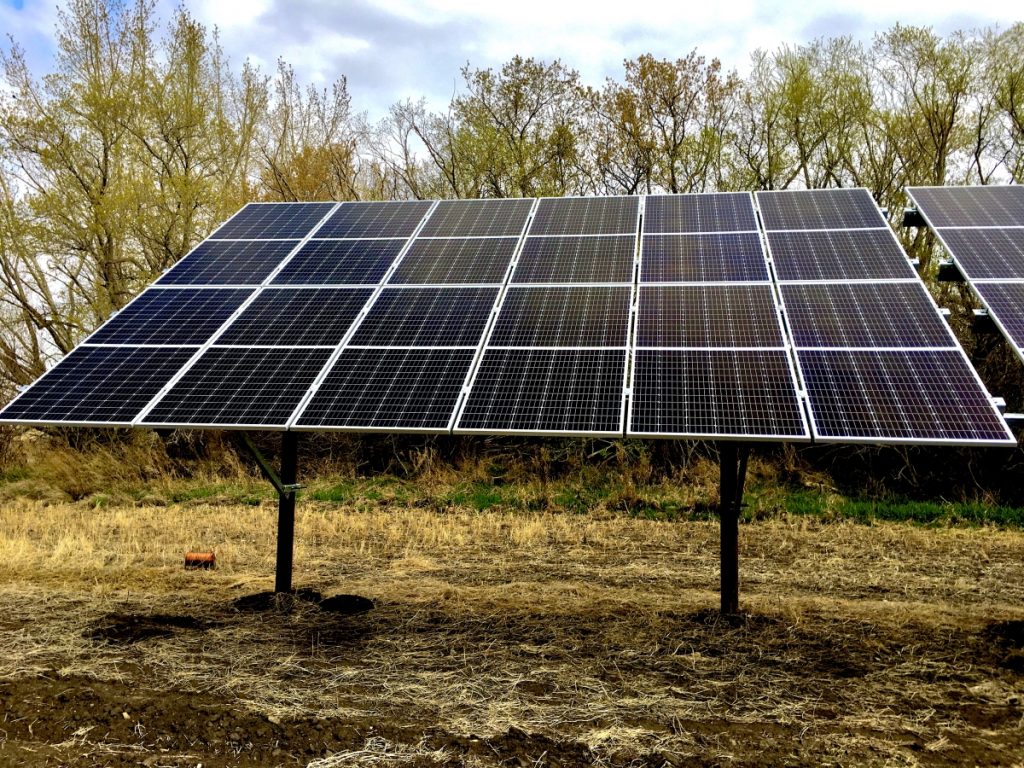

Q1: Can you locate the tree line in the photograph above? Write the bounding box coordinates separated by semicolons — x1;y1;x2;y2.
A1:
1;0;1022;399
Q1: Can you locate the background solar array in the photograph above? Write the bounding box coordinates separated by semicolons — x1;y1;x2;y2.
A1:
764;188;1011;444
629;193;808;439
908;186;1024;378
0;192;1013;445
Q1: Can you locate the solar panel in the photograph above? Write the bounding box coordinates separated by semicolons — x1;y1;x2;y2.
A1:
348;287;499;347
457;349;626;435
0;346;196;425
530;196;638;236
512;236;635;283
767;230;917;281
294;348;476;431
629;349;807;438
216;288;373;347
799;349;1013;444
157;240;300;285
272;239;407;285
390;238;519;284
929;228;1024;280
780;283;955;348
87;288;252;346
636;285;783;348
906;185;1024;228
974;283;1024;352
489;286;632;347
315;200;432;238
640;234;769;283
212;202;336;239
140;347;332;427
644;193;757;233
419;198;533;237
757;188;885;231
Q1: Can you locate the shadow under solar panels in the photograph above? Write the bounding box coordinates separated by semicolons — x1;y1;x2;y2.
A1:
211;202;336;240
798;349;1013;444
157;240;300;285
293;348;476;431
643;193;757;233
457;348;626;436
0;346;196;426
629;349;807;439
140;347;332;428
87;288;252;346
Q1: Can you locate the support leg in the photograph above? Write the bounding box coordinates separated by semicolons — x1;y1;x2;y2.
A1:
275;432;299;594
719;443;740;615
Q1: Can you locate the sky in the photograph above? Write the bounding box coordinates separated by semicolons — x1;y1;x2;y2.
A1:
0;0;1019;119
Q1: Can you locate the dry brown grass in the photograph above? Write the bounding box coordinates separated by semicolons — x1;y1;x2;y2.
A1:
2;495;1024;766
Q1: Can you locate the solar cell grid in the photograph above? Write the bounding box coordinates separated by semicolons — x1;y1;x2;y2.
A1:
512;236;635;283
973;283;1024;354
457;348;626;435
295;348;476;430
757;188;884;231
419;198;534;238
640;233;769;283
87;288;252;346
908;186;1024;228
767;229;916;281
629;349;807;438
530;196;638;236
389;238;518;284
636;285;783;348
934;228;1024;280
349;287;499;347
216;288;373;347
157;240;300;286
272;239;406;285
315;200;433;238
0;346;196;425
781;283;955;349
489;286;632;347
643;193;757;233
799;349;1012;443
212;202;336;240
141;347;332;427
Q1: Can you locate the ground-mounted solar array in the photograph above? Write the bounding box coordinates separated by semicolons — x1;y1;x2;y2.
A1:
908;186;1024;369
0;192;1013;445
762;188;1012;444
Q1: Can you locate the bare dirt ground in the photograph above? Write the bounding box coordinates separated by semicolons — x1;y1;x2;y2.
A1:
1;499;1024;766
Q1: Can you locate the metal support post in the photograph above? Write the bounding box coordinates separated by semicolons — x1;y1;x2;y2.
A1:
718;442;750;616
275;432;299;594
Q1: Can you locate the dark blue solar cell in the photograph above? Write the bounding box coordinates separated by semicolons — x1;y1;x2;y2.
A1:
212;202;336;239
644;193;756;233
390;238;519;284
88;288;252;345
974;283;1024;356
757;189;884;230
636;285;783;348
512;236;635;283
936;228;1024;280
490;287;632;347
217;288;373;346
530;196;638;236
295;348;476;430
349;287;499;347
157;240;299;285
272;239;406;285
316;201;433;238
767;230;916;281
0;346;196;425
908;185;1024;228
641;234;768;282
420;198;534;237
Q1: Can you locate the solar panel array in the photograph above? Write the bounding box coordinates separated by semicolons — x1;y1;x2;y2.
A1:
0;191;1013;445
907;186;1024;369
760;188;1012;444
629;193;808;440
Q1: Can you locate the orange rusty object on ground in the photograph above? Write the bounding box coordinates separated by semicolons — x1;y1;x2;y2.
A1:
184;550;216;569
